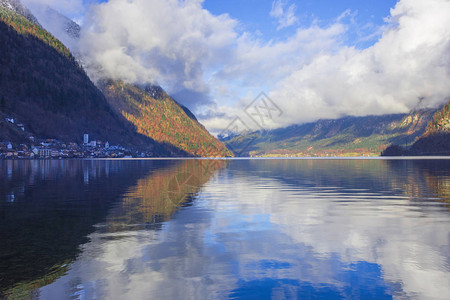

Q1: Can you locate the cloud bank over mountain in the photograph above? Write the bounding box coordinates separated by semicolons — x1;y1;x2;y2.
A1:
22;0;450;132
269;0;450;125
76;0;346;113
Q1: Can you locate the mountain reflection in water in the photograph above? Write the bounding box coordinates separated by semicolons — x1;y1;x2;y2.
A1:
0;159;449;299
0;159;223;298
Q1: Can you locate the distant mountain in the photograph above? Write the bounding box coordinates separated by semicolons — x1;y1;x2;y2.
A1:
99;80;233;157
222;110;435;157
382;101;450;156
0;5;188;155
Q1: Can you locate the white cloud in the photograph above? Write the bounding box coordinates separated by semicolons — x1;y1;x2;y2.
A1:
270;0;299;30
23;0;450;131
77;0;450;131
269;0;450;126
78;0;238;108
74;0;341;111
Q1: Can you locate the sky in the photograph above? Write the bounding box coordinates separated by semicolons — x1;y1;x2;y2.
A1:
21;0;450;135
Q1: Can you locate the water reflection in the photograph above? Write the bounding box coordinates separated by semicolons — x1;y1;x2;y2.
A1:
1;159;449;299
104;159;225;232
224;160;450;299
0;159;222;299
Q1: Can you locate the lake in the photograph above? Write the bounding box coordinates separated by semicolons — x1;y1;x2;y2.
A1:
0;158;449;299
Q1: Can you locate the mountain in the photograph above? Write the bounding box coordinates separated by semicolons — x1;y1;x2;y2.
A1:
0;0;39;25
382;101;450;156
0;4;187;155
8;2;231;157
221;110;435;157
99;80;233;157
423;100;450;135
22;4;80;54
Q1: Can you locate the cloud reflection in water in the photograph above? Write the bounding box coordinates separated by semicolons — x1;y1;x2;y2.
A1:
32;159;450;299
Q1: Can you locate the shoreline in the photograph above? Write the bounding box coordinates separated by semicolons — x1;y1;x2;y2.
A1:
2;156;450;161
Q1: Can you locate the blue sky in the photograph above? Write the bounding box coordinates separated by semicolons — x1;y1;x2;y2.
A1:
204;0;397;47
22;0;450;133
25;0;399;46
80;0;397;46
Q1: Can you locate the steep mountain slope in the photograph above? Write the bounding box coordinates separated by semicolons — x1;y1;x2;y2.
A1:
424;100;450;135
222;110;435;157
99;80;233;157
0;0;39;25
23;4;80;53
382;101;450;156
0;5;185;155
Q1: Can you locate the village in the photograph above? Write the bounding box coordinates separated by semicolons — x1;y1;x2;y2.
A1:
0;132;153;159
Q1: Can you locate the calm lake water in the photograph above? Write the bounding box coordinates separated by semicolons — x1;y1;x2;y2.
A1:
0;159;449;299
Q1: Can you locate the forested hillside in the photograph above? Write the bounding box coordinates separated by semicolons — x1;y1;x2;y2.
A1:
425;101;450;135
383;101;450;156
0;0;39;25
99;80;233;157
